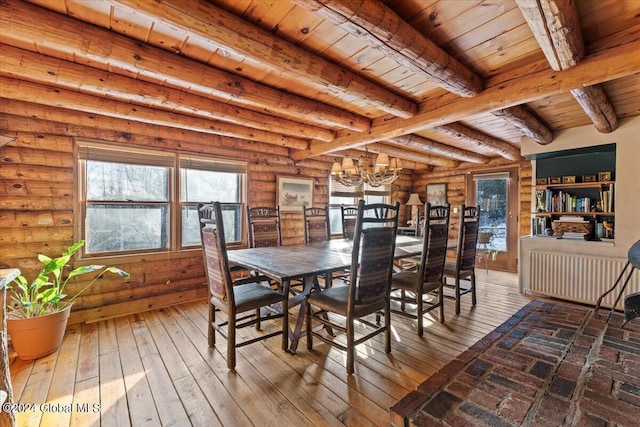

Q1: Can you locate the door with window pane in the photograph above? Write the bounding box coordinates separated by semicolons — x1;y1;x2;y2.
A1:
468;169;518;272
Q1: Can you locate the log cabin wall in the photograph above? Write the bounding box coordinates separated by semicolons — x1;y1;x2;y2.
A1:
410;158;533;252
0;111;413;324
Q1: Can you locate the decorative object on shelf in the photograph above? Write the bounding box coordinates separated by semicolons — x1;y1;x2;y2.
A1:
562;175;576;184
583;174;597;183
549;176;561;184
552;217;592;238
536;178;547;185
598;171;612;182
406;193;422;227
536;190;546;212
330;152;402;187
277;176;314;212
603;220;614;239
426;183;447;205
7;241;129;360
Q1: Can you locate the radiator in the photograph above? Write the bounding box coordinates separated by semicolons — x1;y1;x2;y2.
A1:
528;250;640;309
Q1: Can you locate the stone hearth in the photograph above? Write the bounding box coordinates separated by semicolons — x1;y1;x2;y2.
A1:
390;300;640;426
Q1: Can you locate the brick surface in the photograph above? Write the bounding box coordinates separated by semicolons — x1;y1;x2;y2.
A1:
390;299;640;426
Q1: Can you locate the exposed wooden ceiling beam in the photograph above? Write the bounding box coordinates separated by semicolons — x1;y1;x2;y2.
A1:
292;0;483;97
290;38;640;160
0;78;310;150
0;113;294;160
432;124;521;161
369;143;458;168
386;134;488;163
291;0;553;153
491;106;553;145
104;0;416;119
516;0;618;134
0;0;370;133
0;44;335;143
569;85;618;133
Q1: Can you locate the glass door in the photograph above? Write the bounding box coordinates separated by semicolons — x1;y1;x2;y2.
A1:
468;169;518;272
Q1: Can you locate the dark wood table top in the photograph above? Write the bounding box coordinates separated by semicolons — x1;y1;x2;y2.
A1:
227;236;424;282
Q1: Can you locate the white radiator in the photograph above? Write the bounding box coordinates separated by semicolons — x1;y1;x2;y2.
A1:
528;250;640;309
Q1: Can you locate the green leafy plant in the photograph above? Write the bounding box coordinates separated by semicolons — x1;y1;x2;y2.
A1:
8;240;130;319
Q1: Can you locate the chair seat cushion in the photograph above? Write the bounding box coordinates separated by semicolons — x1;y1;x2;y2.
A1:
232;282;285;313
443;262;474;279
307;285;386;317
392;271;443;293
392;271;420;292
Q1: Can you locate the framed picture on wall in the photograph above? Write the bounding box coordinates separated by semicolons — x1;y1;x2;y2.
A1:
277;176;314;212
426;183;447;206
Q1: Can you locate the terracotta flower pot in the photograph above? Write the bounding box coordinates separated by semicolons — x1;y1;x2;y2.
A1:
7;305;71;361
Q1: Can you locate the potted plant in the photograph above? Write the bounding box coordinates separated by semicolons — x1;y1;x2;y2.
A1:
7;240;129;360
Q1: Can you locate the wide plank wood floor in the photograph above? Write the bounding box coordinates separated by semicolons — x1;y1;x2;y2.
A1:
10;270;534;426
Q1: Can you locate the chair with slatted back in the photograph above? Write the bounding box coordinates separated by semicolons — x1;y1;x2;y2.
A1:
199;202;288;370
199;202;248;276
390;203;450;335
443;205;480;315
303;206;331;243
247;206;282;248
304;206;339;288
341;205;358;239
305;200;400;374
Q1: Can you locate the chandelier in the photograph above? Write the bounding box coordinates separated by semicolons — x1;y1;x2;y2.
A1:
331;152;402;187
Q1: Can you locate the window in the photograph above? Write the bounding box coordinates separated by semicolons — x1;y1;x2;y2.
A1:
328;175;391;235
78;143;246;256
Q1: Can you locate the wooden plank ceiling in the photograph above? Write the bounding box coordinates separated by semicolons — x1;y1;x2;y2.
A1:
1;0;639;169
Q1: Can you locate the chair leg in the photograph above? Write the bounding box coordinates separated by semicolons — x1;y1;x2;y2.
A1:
401;290;406;311
347;318;355;375
455;276;461;315
227;313;236;370
438;283;445;323
282;296;289;352
255;308;261;330
385;305;391;354
417;292;424;337
306;300;313;351
208;301;215;347
471;271;477;306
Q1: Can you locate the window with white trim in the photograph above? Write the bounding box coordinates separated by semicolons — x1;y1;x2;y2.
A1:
78;143;246;256
328;175;391;235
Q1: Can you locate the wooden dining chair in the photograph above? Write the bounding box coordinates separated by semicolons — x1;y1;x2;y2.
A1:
341;205;358;239
199;202;248;276
247;206;282;248
199;202;288;370
303;206;331;243
305;199;400;374
443;205;480;315
390;203;450;335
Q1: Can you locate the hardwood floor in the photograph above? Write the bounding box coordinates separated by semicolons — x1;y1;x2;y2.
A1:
10;270;533;426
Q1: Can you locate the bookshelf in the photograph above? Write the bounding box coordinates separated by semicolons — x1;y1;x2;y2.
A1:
531;144;616;240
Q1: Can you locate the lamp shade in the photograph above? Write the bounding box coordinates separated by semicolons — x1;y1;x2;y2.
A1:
407;193;422;206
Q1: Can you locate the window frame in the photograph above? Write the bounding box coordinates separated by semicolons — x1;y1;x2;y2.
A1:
328;175;391;236
76;141;247;260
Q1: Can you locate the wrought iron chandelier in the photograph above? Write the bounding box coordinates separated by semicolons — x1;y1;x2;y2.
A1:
331;152;402;187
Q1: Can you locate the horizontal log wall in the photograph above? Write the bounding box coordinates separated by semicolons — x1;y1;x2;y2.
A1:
0;110;411;324
411;158;532;263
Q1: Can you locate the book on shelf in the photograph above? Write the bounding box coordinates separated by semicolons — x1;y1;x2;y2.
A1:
599;183;614;212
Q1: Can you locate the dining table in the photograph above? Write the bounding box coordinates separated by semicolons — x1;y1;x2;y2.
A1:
227;235;425;352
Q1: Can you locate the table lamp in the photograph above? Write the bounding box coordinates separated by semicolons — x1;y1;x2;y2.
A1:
406;193;422;227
